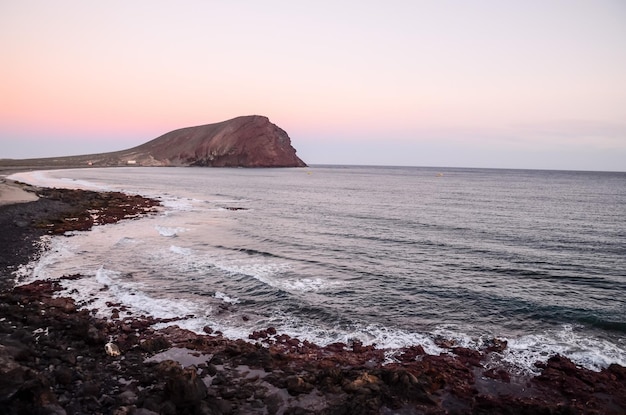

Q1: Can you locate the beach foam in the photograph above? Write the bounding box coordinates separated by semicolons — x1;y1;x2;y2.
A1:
498;325;626;374
8;170;110;190
215;291;240;304
155;225;187;237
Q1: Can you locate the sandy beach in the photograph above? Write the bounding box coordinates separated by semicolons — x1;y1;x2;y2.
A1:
0;179;39;205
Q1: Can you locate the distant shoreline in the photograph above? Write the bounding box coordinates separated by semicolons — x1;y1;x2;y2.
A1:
2;160;625;176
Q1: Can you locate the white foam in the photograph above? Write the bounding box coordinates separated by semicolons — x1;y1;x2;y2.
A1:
358;325;444;354
432;325;483;349
100;267;204;318
164;244;306;297
8;170;110;191
151;315;256;341
497;325;626;374
16;236;624;372
214;291;240;304
159;197;195;212
256;311;444;354
217;261;289;282
49;266;205;320
155;225;187;237
15;235;207;320
432;324;626;374
211;262;343;295
13;236;73;285
281;277;342;292
169;245;193;256
13;236;52;284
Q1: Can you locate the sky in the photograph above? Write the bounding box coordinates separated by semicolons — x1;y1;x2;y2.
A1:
1;1;625;171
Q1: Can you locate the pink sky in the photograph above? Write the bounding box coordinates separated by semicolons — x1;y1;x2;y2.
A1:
2;1;625;170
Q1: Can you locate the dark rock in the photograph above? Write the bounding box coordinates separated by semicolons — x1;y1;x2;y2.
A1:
249;329;269;340
162;364;208;408
81;380;101;397
53;367;74;385
205;363;218;376
139;337;171;353
264;392;284;414
483;337;508;353
86;325;105;344
118;390;137;405
451;346;483;367
156;400;175;415
41;403;67;415
396;345;425;362
286;375;314;395
44;297;77;313
131;408;159;415
483;367;511;383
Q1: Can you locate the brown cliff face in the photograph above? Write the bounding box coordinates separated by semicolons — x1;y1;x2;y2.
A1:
0;115;307;169
131;115;307;167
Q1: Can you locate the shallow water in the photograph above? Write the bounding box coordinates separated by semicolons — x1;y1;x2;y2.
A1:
11;166;626;373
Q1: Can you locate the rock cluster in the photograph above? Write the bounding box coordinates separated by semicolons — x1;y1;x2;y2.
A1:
0;187;625;414
32;187;160;234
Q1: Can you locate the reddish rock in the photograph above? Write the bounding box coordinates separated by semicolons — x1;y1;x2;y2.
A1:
483;367;511;383
4;116;307;169
397;344;426;362
286;375;314;395
139;337;171;353
249;329;270;340
32;188;159;234
483;337;508;353
43;297;77;313
162;364;208;408
120;115;307;168
452;346;484;367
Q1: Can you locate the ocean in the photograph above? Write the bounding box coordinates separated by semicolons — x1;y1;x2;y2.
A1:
10;166;626;374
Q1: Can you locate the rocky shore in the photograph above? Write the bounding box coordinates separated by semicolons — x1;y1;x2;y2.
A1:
0;183;624;414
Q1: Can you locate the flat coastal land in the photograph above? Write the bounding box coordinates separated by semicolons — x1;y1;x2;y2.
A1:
0;169;624;415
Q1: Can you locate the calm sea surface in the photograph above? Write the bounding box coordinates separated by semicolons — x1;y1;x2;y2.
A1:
11;166;626;373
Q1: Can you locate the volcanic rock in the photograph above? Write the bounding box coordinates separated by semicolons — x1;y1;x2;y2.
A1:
0;115;307;169
131;115;306;167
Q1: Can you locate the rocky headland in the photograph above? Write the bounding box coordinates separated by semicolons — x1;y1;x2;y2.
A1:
0;116;306;170
0;183;624;414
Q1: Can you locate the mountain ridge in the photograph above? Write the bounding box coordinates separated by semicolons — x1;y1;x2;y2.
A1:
1;115;307;169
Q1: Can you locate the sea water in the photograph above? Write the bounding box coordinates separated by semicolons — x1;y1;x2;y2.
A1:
10;166;626;374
